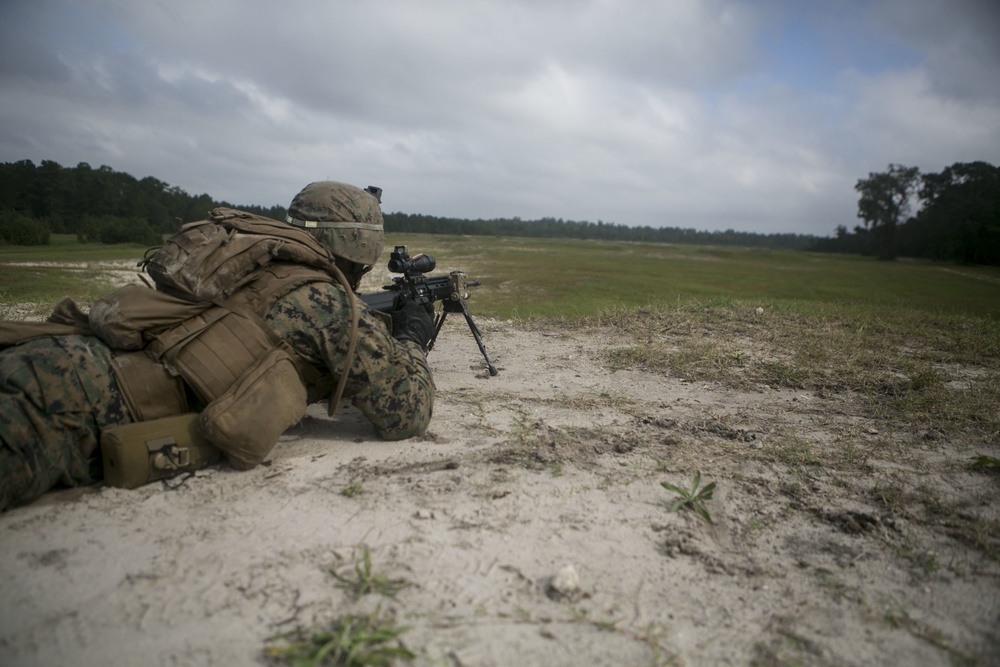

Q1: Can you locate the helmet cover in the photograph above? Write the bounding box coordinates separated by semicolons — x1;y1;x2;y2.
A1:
286;181;384;265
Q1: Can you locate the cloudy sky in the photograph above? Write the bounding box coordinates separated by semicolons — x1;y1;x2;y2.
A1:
1;0;998;237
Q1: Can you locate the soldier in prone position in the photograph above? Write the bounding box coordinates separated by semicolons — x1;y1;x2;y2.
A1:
0;181;436;511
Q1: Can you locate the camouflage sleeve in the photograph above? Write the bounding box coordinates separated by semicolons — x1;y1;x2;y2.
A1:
265;282;434;440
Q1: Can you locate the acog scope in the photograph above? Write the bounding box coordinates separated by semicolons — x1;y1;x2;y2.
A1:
388;245;436;274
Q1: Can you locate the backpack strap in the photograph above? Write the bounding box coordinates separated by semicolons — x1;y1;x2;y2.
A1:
0;298;93;349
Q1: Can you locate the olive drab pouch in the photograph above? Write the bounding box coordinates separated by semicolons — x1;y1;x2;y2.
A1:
198;347;307;470
109;350;188;421
142;208;335;302
101;414;221;489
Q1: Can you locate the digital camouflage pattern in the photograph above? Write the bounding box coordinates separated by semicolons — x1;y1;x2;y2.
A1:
0;278;434;510
266;281;434;440
0;335;130;511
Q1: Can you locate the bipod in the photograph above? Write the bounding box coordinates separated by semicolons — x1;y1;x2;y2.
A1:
429;298;499;376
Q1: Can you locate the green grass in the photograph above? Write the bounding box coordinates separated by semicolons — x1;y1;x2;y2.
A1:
0;263;129;309
4;233;1000;320
661;471;716;524
595;297;1000;438
265;608;414;666
0;233;152;261
0;234;150;315
385;234;1000;320
330;547;408;599
266;549;413;665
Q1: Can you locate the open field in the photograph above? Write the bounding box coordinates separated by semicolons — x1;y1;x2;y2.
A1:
4;233;1000;319
1;236;999;666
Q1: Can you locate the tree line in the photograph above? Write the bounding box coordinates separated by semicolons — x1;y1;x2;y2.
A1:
811;161;1000;265
381;213;818;249
0;160;284;246
0;159;819;251
2;159;997;264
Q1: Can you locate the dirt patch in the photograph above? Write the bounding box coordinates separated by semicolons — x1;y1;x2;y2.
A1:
0;318;998;666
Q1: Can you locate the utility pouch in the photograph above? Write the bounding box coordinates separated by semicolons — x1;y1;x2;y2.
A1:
147;307;274;403
101;414;221;489
110;350;188;421
199;347;307;470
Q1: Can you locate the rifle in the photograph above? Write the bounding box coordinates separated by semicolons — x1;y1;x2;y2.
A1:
359;245;499;376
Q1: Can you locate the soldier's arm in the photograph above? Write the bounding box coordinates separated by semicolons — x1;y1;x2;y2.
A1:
265;282;434;440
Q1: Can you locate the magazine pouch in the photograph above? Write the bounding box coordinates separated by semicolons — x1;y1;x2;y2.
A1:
147;307;273;404
110;350;188;421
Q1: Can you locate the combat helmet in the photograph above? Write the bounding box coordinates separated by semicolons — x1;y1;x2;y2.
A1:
285;181;384;266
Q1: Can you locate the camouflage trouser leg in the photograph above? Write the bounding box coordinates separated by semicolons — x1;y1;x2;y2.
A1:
0;335;130;511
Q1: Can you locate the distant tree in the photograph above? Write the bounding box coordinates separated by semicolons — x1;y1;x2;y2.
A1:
904;161;1000;264
77;214;160;245
0;160;37;215
0;209;49;245
855;164;920;260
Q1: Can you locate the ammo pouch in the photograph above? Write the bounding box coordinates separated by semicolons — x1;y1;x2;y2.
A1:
147;307;275;403
147;306;307;469
101;414;221;489
110;350;188;421
198;347;307;470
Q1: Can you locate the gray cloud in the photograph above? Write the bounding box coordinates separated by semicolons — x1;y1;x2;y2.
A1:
1;0;997;237
871;0;1000;103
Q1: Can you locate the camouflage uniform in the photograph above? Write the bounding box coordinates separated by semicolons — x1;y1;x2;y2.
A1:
0;279;433;511
265;281;434;440
0;335;130;510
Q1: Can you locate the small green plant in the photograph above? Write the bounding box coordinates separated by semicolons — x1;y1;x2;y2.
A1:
970;454;1000;474
661;471;716;524
266;607;414;666
340;482;365;497
331;547;408;599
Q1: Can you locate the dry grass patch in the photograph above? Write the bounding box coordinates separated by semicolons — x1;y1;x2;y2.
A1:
572;299;1000;443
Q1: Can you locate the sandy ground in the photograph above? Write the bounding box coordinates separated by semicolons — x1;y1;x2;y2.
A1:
1;265;999;666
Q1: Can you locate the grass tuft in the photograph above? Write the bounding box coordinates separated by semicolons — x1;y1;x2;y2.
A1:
265;607;414;666
661;471;716;524
331;547;408;600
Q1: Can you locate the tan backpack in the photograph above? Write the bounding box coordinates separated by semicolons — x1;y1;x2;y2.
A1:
141;207;337;301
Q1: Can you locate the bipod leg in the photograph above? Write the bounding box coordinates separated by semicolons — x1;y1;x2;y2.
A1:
428;310;448;352
456;299;498;376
